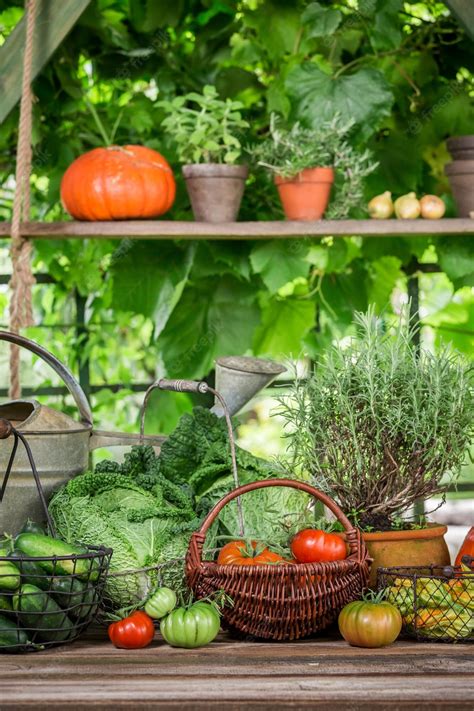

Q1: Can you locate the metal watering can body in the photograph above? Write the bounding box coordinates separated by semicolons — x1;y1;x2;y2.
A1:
0;331;164;535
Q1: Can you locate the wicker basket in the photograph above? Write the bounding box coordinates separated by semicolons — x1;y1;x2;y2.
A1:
186;478;371;641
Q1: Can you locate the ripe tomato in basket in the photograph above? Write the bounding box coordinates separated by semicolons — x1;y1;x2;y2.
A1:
291;528;347;564
217;540;287;566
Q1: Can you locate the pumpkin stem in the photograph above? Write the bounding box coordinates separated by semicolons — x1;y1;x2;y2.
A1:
85;99;112;146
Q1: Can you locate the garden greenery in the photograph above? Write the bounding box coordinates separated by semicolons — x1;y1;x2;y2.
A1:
158;85;249;165
0;1;473;435
251;114;377;218
279;308;474;530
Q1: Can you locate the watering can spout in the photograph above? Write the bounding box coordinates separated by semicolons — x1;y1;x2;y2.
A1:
211;356;286;417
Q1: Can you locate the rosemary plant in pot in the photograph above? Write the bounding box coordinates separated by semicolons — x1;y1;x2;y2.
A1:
159;86;249;222
251;114;376;220
280;308;474;584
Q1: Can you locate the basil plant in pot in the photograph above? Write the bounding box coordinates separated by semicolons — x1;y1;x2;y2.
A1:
159;85;249;222
279;308;474;584
251;114;376;221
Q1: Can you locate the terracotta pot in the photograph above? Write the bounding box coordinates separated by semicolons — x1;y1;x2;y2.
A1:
274;167;334;221
445;160;474;217
182;164;248;222
337;523;450;586
447;135;474;161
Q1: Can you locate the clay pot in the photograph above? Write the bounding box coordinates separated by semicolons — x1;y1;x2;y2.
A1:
182;164;248;222
337;524;450;586
447;135;474;161
445;160;474;217
274;167;334;221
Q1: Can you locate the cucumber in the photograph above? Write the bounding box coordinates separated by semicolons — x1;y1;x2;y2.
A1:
0;613;29;651
13;584;74;642
9;551;52;591
0;594;13;613
50;577;98;619
15;533;98;581
0;560;21;591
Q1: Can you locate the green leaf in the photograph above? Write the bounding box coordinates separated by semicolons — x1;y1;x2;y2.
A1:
367;256;402;310
129;0;184;30
319;265;369;323
250;240;310;293
243;3;301;60
157;277;260;378
286;65;393;140
111;241;195;337
254;297;315;356
369;0;403;52
437;237;474;283
302;3;342;39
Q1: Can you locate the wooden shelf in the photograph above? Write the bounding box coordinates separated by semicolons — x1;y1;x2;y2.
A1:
0;218;473;240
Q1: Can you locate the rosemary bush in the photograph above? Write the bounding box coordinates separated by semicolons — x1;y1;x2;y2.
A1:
250;114;376;218
279;309;474;531
158;85;249;165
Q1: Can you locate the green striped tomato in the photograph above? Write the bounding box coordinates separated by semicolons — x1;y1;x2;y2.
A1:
338;600;402;648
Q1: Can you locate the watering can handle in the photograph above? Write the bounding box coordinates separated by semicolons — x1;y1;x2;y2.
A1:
0;330;93;426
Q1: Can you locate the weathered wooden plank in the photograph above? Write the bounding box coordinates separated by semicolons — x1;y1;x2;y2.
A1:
0;218;473;240
445;0;474;40
0;0;92;124
0;674;471;708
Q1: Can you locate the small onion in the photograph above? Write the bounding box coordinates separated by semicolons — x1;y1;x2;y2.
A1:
420;195;445;220
394;192;421;219
368;191;393;219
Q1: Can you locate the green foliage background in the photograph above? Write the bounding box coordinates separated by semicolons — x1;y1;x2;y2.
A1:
0;0;474;434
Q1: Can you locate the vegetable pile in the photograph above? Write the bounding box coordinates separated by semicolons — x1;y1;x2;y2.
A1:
49;407;313;611
0;527;102;652
384;560;474;641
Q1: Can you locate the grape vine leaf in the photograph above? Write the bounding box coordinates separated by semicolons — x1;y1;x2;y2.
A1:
369;0;403;52
157;277;260;379
111;241;195;337
253;296;315;356
250;240;310;293
437;237;474;284
286;65;393;140
301;3;342;39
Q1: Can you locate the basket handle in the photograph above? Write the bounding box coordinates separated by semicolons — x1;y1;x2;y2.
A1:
188;478;367;565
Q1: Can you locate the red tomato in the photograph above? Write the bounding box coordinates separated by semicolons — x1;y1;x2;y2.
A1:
217;540;286;566
291;528;347;564
455;527;474;567
108;610;155;649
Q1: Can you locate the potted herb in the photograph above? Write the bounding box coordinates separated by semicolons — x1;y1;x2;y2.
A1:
251;114;376;221
159;85;249;222
279;308;474;584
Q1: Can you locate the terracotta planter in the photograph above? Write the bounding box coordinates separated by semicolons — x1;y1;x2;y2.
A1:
182;164;248;222
445;160;474;217
447;135;474;161
274;167;334;221
337;524;450;586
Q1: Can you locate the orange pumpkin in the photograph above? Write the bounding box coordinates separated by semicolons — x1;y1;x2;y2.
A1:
60;145;176;220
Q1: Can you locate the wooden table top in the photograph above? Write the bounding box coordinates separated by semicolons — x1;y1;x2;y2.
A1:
1;627;473;710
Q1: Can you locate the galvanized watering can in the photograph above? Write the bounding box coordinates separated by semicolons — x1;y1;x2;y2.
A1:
0;331;165;535
0;332;285;535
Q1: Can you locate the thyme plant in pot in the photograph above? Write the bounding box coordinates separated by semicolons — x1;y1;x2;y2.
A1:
279;308;474;584
159;86;249;222
251;114;376;220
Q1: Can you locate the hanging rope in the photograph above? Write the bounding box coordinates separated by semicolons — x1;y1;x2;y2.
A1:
9;0;37;400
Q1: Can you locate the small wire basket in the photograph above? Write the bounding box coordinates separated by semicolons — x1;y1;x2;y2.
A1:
0;418;112;652
378;564;474;643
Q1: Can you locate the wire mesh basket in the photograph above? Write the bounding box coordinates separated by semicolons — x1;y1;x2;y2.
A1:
378;564;474;643
0;418;112;652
